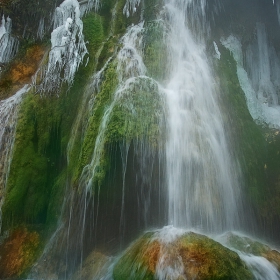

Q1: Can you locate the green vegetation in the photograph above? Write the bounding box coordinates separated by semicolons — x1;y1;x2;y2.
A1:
217;46;267;206
217;45;280;229
224;232;280;270
143;20;168;82
2;11;107;229
75;61;164;189
113;231;253;280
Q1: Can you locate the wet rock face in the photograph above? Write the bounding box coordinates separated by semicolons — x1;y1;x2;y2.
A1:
113;228;253;280
221;232;280;272
0;227;40;279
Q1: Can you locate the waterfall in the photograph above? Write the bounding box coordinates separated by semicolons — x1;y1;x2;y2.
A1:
163;0;241;232
3;0;280;279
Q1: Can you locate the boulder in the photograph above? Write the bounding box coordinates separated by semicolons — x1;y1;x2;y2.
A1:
113;227;253;280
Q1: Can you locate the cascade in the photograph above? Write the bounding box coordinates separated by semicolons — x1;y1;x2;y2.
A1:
163;0;242;232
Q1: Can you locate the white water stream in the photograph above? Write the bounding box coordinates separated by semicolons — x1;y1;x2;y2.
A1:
163;0;241;232
0;85;29;225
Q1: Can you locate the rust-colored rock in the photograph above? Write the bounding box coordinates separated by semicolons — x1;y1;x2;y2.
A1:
0;227;40;278
0;44;46;100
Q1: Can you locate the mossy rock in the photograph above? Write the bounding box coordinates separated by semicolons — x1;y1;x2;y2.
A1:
0;44;47;100
0;227;40;279
113;228;253;280
143;20;168;82
71;251;111;280
220;232;280;271
76;63;165;189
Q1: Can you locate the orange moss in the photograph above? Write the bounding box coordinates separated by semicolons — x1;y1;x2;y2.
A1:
0;227;40;278
0;44;46;99
142;240;161;273
178;242;217;279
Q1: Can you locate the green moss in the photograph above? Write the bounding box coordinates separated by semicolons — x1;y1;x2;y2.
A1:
223;232;271;256
74;61;118;184
83;13;105;56
143;20;168;82
217;45;280;231
107;76;164;144
75;66;164;189
217;46;267;206
113;232;155;280
143;0;163;22
2;11;108;229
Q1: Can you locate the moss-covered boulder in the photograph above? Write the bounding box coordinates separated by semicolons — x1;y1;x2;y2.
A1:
219;232;280;272
71;251;110;280
113;227;253;280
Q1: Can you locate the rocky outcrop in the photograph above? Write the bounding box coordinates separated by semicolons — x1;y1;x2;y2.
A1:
113;228;253;280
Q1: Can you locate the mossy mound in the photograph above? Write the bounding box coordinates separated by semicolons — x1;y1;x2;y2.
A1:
0;227;40;279
220;232;280;271
76;64;165;189
71;251;110;280
113;228;253;280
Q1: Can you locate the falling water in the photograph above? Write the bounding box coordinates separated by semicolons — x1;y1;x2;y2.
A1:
0;85;29;223
163;0;241;232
